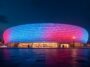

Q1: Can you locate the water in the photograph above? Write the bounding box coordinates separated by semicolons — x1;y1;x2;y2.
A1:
0;48;90;67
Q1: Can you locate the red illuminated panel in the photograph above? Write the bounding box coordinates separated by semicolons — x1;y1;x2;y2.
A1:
3;23;88;44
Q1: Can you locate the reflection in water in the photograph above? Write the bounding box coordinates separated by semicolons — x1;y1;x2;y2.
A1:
0;49;90;67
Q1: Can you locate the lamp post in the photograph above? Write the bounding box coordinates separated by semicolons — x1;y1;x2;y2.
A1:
72;36;76;48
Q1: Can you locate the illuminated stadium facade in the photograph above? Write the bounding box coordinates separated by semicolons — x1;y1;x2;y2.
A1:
3;23;89;48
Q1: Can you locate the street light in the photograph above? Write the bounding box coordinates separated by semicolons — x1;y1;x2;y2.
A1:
72;36;76;48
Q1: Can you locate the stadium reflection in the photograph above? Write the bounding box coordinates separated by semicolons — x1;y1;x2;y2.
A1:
0;49;90;67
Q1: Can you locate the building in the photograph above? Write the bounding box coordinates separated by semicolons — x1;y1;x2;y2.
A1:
3;23;89;48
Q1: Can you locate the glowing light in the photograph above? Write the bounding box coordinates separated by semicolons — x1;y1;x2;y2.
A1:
72;36;76;39
60;44;69;48
3;23;89;44
17;43;58;48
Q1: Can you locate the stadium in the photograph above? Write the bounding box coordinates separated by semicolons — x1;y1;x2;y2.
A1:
3;23;89;48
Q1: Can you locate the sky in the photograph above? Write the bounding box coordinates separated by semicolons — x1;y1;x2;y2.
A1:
0;0;90;40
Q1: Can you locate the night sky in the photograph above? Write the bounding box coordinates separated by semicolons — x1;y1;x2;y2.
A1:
0;0;90;41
